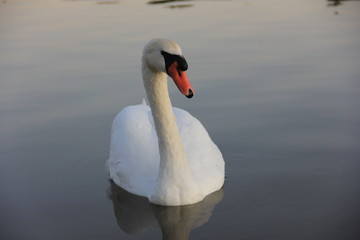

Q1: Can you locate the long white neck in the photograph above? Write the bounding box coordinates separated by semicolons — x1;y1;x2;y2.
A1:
142;63;203;206
142;68;187;166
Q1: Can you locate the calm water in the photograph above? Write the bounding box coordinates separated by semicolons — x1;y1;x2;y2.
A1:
1;0;360;239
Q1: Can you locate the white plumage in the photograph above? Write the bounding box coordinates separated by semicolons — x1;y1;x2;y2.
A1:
108;39;224;206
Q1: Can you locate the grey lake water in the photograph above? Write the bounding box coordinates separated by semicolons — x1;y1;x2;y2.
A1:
1;0;360;239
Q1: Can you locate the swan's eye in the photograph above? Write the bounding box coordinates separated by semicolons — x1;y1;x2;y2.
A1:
177;56;188;71
161;51;188;74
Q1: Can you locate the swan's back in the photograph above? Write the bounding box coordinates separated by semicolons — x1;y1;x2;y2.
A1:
108;104;224;198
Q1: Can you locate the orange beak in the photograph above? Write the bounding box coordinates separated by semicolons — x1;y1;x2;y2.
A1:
167;61;194;98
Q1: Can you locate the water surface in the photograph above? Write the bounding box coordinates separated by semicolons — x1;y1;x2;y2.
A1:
1;0;360;239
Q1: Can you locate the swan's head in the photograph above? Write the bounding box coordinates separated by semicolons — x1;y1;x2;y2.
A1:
143;39;194;98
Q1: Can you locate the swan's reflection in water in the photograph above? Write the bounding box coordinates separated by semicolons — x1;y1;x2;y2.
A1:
109;181;224;239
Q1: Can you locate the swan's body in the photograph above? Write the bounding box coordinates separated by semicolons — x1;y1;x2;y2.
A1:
108;39;224;206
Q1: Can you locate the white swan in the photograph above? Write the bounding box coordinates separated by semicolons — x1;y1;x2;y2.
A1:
108;39;224;206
